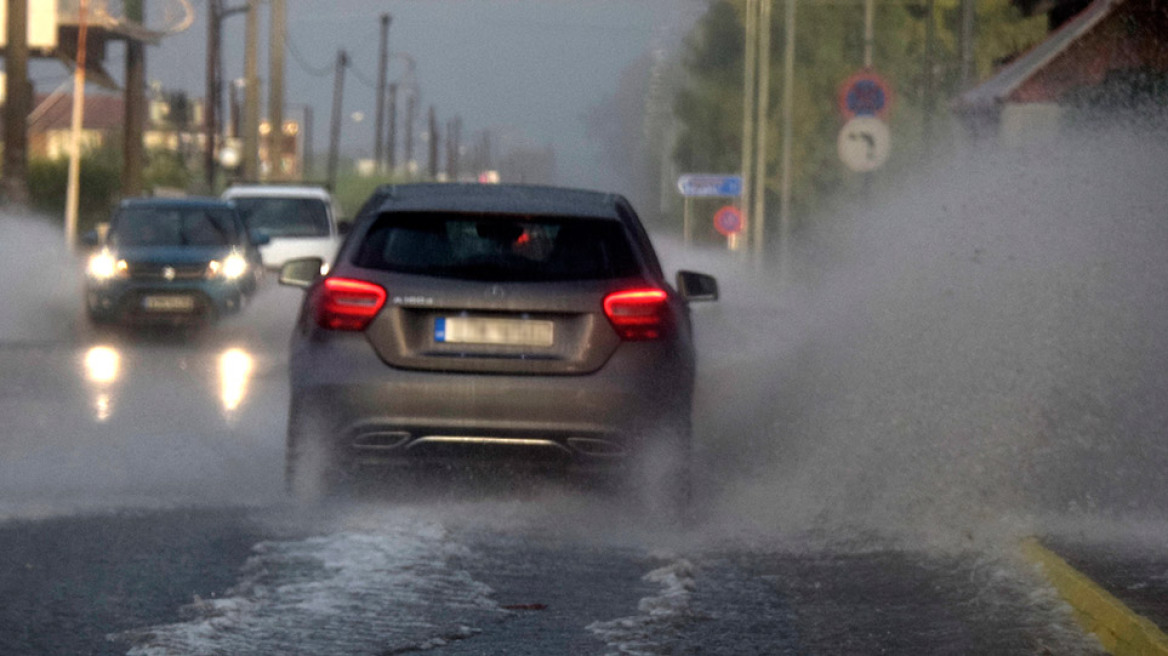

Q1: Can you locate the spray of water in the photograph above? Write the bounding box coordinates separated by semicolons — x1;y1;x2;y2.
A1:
666;126;1168;551
0;213;83;344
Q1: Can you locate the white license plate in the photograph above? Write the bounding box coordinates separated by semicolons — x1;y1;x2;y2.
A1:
142;295;196;312
435;317;554;347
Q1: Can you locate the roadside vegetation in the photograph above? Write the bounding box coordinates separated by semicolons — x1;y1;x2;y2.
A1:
668;0;1048;232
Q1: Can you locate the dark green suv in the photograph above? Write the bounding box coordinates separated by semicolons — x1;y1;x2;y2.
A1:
84;198;267;326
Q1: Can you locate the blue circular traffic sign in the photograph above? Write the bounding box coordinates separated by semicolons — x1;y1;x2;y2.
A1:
839;70;893;120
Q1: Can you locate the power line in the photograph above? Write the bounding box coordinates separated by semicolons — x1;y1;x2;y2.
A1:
286;31;332;77
347;59;378;90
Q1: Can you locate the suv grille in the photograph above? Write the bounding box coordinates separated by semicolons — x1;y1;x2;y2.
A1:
128;262;207;281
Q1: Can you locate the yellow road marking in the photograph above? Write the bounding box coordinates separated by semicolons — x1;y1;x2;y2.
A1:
1022;537;1168;656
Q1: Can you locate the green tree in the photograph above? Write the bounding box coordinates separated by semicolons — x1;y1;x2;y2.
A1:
27;143;122;233
671;0;1046;239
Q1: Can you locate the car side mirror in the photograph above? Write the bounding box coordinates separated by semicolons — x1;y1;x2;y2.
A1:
249;229;271;246
279;257;325;288
676;270;718;302
81;230;100;247
337;222;352;236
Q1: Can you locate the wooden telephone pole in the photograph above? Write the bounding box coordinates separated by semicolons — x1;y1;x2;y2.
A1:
268;0;286;179
123;0;146;196
2;0;30;206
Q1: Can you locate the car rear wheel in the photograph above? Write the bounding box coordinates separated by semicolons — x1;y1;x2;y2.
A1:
285;410;350;502
628;421;694;527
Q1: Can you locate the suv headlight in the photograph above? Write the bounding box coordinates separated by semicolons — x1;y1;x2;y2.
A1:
208;253;249;280
87;251;127;280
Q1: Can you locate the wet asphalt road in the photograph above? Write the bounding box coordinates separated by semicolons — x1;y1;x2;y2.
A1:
0;501;1108;656
0;282;1113;656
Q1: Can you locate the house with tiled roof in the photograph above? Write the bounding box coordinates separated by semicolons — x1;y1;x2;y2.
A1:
27;92;125;159
954;0;1168;143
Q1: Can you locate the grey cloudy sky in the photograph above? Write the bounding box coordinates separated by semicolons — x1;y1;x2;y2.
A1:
49;0;705;192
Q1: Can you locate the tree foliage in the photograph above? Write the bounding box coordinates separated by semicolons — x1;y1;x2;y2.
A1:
671;0;1047;233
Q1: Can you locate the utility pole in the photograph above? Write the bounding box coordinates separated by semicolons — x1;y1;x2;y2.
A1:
229;79;241;138
778;0;796;281
123;0;146;196
960;0;976;89
301;105;314;178
268;0;286;179
479;130;491;172
404;93;415;177
2;0;31;206
327;49;348;189
374;13;391;174
864;0;874;68
922;0;936;156
427;105;439;180
751;0;772;260
205;0;221;190
447;115;461;181
386;83;397;173
242;0;260;180
65;0;90;252
738;0;758;253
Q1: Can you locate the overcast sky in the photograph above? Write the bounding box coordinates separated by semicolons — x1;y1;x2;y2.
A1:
33;0;705;192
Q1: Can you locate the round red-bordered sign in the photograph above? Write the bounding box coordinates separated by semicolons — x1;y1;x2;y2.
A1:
838;69;893;120
713;205;744;237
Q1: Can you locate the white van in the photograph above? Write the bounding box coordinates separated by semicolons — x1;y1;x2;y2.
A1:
221;184;347;270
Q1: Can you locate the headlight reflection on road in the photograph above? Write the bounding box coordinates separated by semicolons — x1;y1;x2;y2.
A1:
84;346;120;384
83;346;121;422
219;348;254;413
94;393;113;422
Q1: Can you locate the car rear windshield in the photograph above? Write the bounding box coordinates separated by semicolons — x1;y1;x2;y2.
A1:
232;197;330;238
112;207;240;247
353;212;642;282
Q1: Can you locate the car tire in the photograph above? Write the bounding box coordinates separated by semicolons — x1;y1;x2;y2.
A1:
631;420;694;527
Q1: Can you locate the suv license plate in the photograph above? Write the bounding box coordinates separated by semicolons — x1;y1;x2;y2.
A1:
142;295;196;312
436;317;553;347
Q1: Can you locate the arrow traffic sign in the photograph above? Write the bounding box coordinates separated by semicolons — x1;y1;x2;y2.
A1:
677;174;743;198
838;116;891;173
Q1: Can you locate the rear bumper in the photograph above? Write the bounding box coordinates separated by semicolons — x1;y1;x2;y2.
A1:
288;332;694;467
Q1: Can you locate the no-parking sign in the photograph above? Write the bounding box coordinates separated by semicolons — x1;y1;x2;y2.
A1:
839;69;893;120
713;206;744;237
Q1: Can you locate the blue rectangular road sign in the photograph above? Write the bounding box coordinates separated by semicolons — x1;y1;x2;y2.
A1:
677;174;743;197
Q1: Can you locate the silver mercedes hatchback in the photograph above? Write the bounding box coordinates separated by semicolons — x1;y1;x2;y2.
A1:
278;183;717;500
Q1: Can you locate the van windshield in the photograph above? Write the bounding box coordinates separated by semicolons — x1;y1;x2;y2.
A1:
233;197;331;238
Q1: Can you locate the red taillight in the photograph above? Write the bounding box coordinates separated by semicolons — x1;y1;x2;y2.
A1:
603;288;669;341
313;277;387;331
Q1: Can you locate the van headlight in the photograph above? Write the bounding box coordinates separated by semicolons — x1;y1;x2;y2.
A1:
209;253;249;280
87;251;127;280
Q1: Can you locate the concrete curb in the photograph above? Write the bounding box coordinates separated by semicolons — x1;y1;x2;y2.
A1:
1022;537;1168;656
